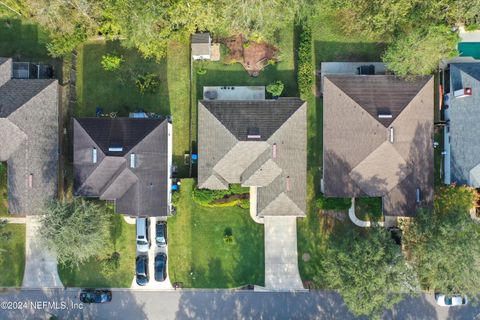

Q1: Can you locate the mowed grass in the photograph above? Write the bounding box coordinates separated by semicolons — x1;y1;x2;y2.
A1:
0;224;25;287
0;18;50;60
168;179;264;288
0;163;8;216
297;9;385;286
76;40;191;176
58;213;136;288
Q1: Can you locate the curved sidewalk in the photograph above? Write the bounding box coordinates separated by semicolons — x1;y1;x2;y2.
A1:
348;198;384;228
22;215;63;288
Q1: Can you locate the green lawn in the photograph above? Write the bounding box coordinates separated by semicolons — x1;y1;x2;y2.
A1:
76;40;191;176
168;179;264;288
355;197;384;222
0;224;25;287
0;18;50;60
58;213;136;288
297;9;385;286
0;163;8;216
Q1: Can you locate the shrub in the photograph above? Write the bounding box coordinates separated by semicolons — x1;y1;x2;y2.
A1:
266;80;285;97
46;26;88;58
297;25;314;98
316;194;352;211
196;67;207;75
192;184;249;208
101;54;123;71
135;73;161;94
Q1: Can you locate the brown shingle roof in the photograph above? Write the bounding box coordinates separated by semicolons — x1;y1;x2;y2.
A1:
323;75;434;217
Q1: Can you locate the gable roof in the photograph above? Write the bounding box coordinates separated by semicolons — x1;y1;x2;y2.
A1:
198;98;307;217
74;118;171;217
0;58;58;215
323;75;434;217
192;33;210;43
447;63;480;187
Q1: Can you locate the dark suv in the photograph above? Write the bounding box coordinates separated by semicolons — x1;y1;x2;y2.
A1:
79;289;112;303
155;253;167;282
156;221;167;247
136;255;149;286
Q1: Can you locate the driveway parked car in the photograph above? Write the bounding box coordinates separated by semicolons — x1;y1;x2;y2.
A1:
136;255;149;286
435;293;468;307
155;253;167;282
136;218;149;253
79;289;112;304
156;221;167;247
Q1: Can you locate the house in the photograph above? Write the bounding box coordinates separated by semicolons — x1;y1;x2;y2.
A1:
0;57;59;215
323;75;434;217
73;117;173;217
444;63;480;187
191;33;212;60
198;97;307;217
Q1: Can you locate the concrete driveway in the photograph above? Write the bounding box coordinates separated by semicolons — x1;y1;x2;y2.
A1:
22;216;63;288
264;216;304;290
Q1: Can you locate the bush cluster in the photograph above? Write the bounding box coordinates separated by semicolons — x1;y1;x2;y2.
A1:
192;184;249;208
297;25;314;98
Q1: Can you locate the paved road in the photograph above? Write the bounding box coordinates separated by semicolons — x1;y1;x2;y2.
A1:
0;289;478;320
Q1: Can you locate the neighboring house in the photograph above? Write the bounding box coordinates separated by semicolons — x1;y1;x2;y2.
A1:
198;97;307;217
191;33;212;60
323;75;434;217
444;63;480;187
0;57;59;215
74;117;173;217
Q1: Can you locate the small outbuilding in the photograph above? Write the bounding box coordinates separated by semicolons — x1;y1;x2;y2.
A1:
191;33;212;60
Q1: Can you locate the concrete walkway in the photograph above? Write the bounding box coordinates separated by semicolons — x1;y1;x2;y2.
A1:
1;217;26;224
249;187;264;224
22;216;63;289
264;216;304;291
348;198;384;228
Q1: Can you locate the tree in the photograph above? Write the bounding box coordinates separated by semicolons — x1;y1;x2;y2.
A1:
383;25;458;76
0;219;12;241
39;199;111;267
101;54;123;71
404;185;480;296
266;80;284;97
320;227;416;319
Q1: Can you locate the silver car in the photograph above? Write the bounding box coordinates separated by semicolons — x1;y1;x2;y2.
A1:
435;293;468;307
136;218;149;253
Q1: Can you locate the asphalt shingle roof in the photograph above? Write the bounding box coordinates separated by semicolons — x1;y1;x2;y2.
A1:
0;58;58;215
448;63;480;186
74;118;171;217
323;75;434;217
198;98;307;217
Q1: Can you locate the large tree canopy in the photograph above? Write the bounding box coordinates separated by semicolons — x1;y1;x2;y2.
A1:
382;25;458;76
404;185;480;296
40;199;111;267
320;227;416;319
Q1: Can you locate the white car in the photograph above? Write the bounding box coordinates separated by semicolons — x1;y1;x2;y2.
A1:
435;293;468;307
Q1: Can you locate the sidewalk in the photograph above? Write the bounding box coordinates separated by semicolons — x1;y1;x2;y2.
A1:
1;217;26;224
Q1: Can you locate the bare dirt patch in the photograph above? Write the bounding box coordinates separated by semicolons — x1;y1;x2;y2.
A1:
224;35;278;76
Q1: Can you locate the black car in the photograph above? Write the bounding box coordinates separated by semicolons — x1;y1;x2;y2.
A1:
136;255;149;286
156;221;167;247
155;253;167;282
79;289;112;304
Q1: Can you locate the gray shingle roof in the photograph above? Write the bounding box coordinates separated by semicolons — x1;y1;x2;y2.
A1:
74;118;171;217
323;75;434;217
192;33;210;43
0;58;58;215
198;98;307;217
448;63;480;186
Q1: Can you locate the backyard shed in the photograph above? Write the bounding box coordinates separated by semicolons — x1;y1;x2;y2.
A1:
191;33;212;60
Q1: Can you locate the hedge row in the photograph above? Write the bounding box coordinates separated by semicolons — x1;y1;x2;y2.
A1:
192;184;250;208
297;25;314;98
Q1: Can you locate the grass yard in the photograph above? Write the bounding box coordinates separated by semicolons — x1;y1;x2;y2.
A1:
297;9;385;287
0;224;25;287
0;18;50;60
355;197;384;222
76;40;191;176
58;213;136;288
0;163;8;216
168;179;264;288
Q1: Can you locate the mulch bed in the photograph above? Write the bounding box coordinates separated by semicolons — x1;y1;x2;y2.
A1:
224;35;278;76
210;193;249;204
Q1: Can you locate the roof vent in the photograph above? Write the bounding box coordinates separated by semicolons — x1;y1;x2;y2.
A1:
272;143;277;159
92;148;97;163
28;174;33;188
378;113;392;119
247;127;261;139
389;127;394;143
286;176;291;191
108;146;123;152
130;153;136;168
454;87;472;98
416;188;421;203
